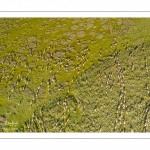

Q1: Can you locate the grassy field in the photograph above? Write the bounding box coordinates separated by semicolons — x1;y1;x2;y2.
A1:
0;18;150;132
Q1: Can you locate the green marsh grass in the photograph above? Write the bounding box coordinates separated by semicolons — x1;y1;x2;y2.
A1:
1;18;150;132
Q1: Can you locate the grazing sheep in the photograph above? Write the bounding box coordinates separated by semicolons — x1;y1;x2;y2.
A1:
147;100;150;106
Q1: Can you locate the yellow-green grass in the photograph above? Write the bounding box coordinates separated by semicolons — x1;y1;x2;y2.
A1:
0;18;150;132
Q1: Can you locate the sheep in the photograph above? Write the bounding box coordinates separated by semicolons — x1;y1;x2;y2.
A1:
147;100;150;106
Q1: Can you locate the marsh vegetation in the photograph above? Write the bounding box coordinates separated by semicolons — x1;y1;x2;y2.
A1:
0;18;150;132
